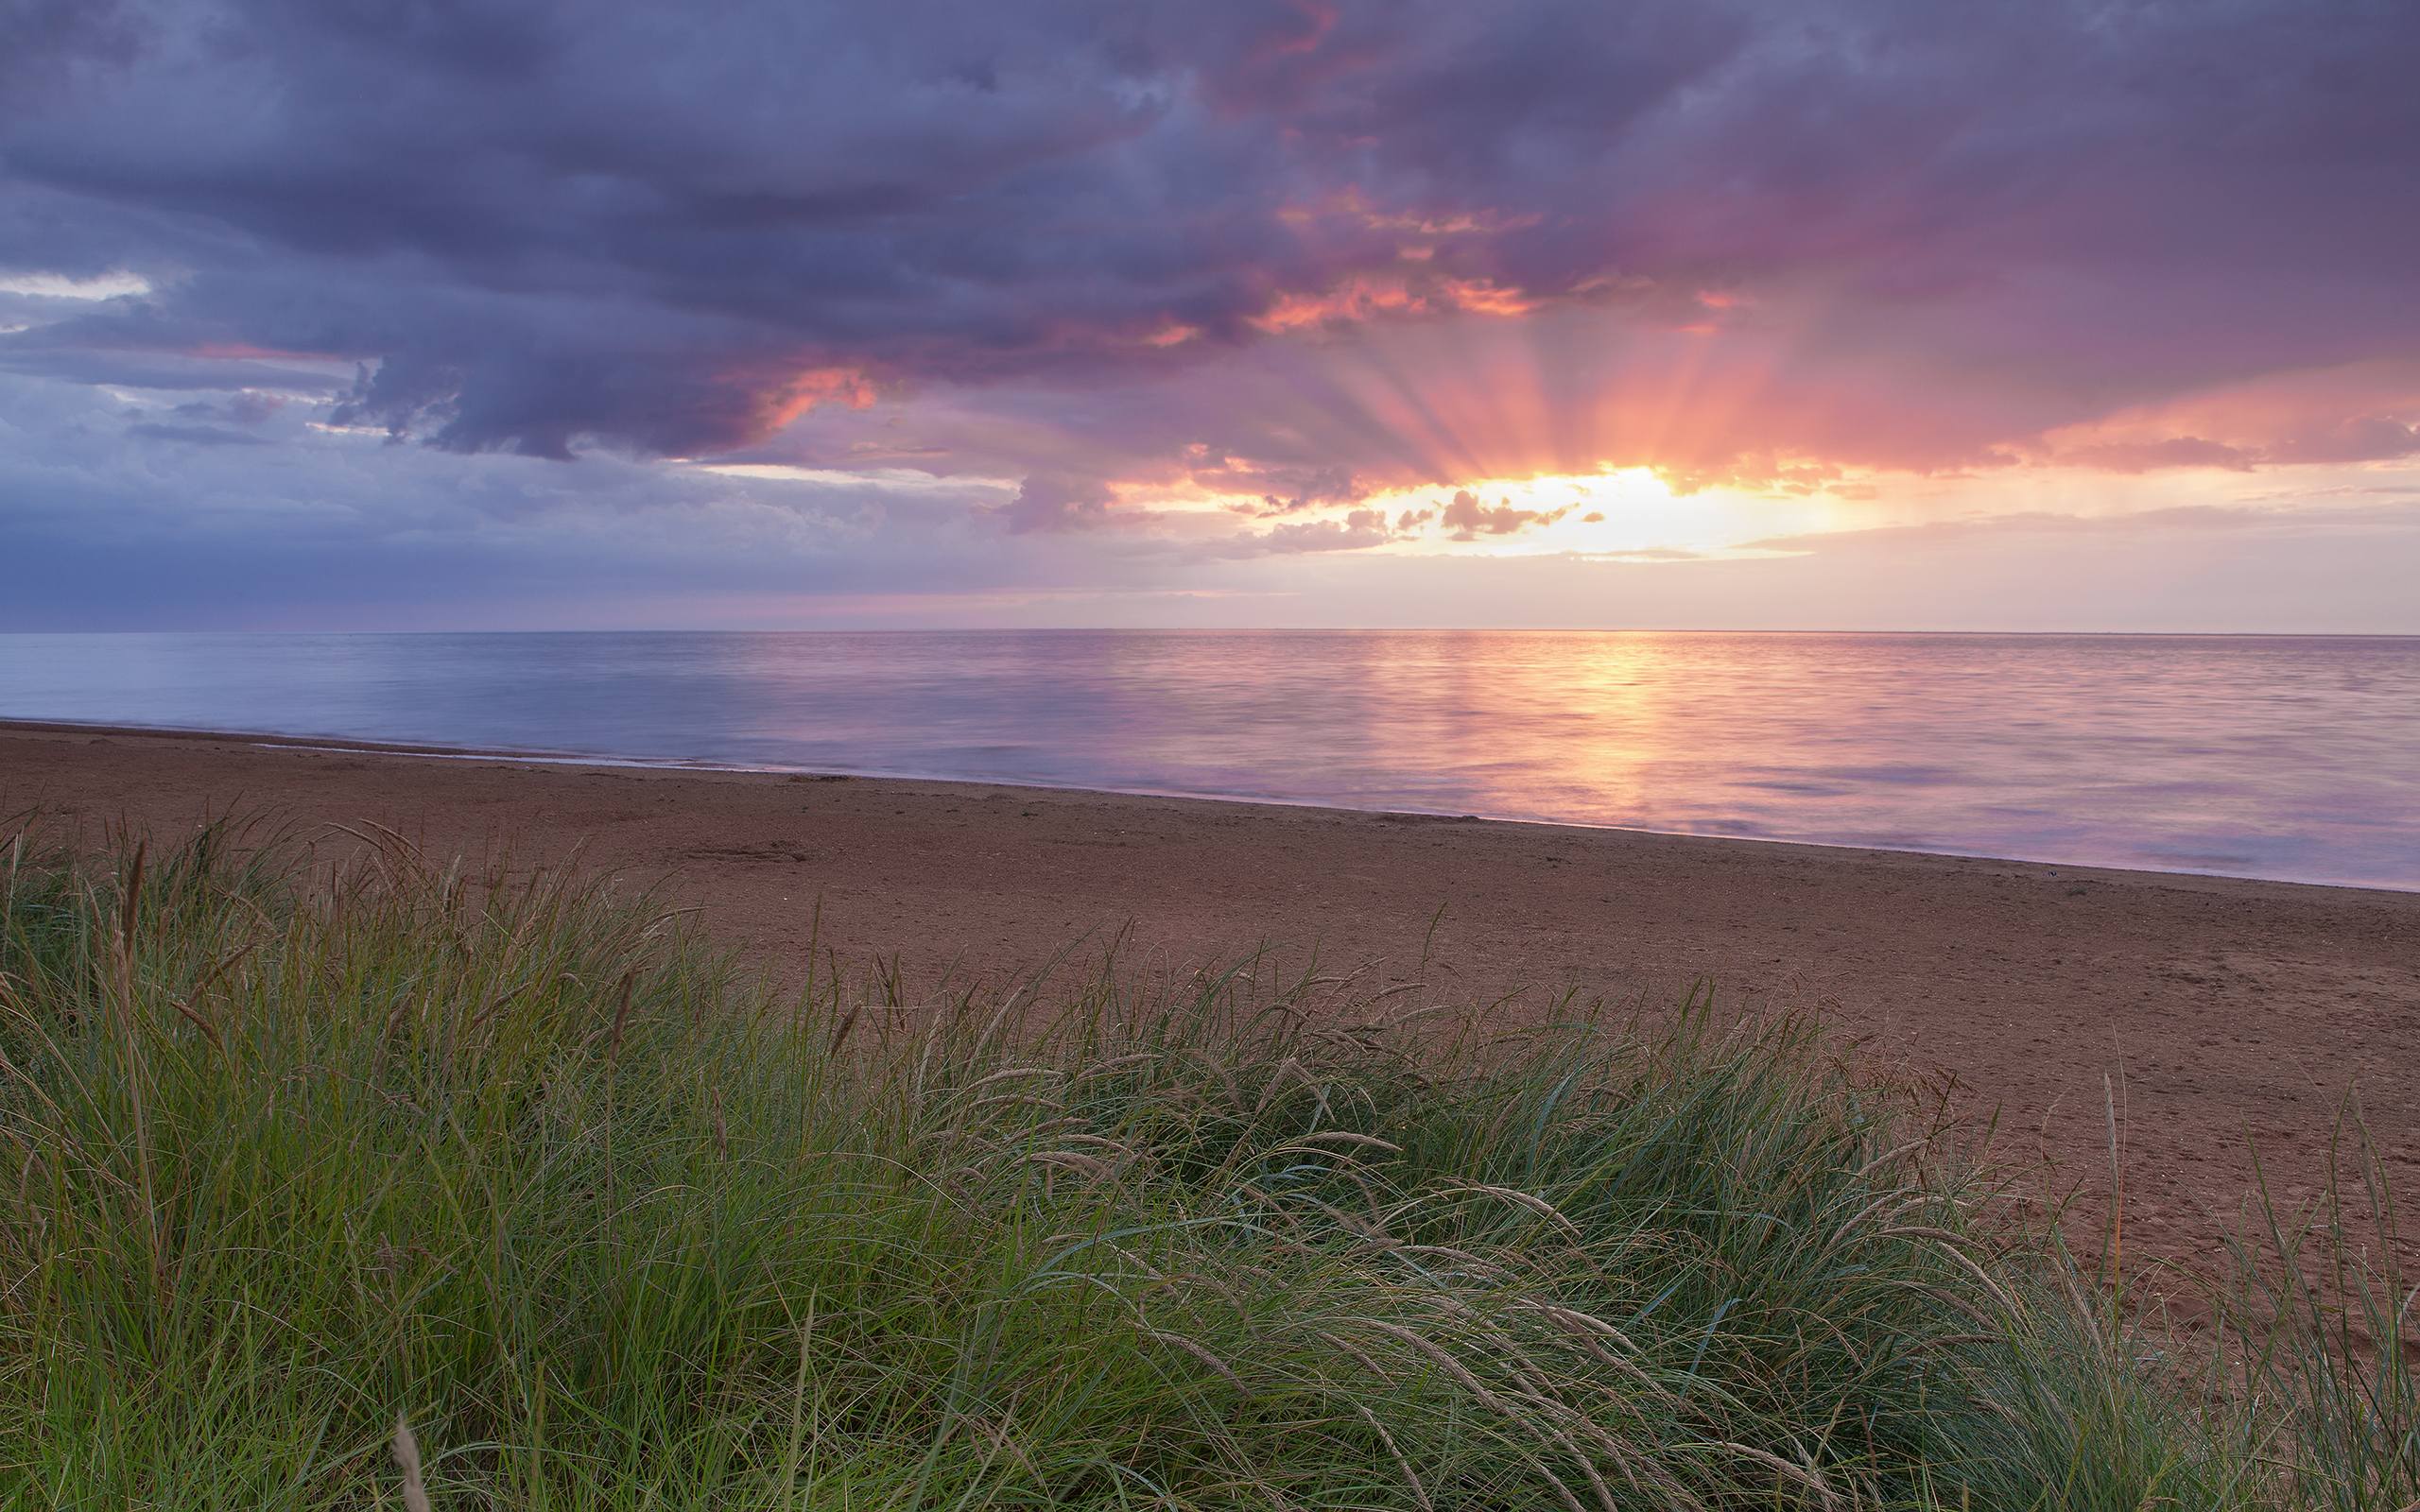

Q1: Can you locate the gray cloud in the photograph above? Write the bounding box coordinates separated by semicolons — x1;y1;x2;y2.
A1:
125;420;268;446
4;0;2414;470
3;0;2419;633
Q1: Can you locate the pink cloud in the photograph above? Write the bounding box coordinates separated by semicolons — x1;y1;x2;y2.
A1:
1440;488;1571;540
2061;437;2256;472
2042;361;2420;472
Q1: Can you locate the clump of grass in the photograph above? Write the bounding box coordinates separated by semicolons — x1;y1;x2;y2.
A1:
2217;1123;2418;1511
0;819;2403;1507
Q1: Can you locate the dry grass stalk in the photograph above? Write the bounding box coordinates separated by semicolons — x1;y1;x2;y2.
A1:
392;1413;432;1512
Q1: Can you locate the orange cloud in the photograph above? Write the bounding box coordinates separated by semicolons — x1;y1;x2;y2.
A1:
1250;271;1535;332
752;366;875;432
1251;275;1423;332
1436;277;1534;317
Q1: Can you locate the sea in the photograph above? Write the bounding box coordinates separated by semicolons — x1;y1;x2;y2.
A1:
3;630;2416;890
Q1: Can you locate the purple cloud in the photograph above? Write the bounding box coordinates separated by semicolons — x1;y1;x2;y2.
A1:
997;472;1115;534
2;0;2417;634
1440;489;1569;540
3;0;2412;476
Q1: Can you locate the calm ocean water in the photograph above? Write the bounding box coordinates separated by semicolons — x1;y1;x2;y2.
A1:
4;631;2416;889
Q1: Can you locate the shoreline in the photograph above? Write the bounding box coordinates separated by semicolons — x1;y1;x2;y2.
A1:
7;716;2418;1272
5;715;2404;899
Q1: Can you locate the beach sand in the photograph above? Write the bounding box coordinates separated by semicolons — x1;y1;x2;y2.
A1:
7;718;2416;1275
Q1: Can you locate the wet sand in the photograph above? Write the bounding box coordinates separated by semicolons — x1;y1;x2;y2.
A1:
7;718;2416;1274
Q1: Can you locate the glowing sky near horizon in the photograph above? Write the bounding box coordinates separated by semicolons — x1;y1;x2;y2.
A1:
3;0;2418;630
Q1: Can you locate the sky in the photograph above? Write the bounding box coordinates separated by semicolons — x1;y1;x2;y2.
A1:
4;0;2418;632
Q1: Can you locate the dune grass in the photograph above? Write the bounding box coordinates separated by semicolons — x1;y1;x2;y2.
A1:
0;820;2409;1508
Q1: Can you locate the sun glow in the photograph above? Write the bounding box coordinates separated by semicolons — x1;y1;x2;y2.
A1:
1110;459;1866;560
1362;467;1843;559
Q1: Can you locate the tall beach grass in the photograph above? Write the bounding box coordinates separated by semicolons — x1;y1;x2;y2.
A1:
0;819;2410;1508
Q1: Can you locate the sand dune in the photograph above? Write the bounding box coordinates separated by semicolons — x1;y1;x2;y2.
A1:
7;717;2415;1274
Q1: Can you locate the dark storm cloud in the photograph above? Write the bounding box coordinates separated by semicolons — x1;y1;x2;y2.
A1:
8;0;2415;467
0;365;1129;631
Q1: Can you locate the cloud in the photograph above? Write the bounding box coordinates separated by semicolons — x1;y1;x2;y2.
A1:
0;367;1192;629
125;421;268;446
1440;488;1569;540
2062;437;2256;472
0;269;150;300
6;355;2415;632
175;389;285;426
2268;415;2420;466
4;0;2419;632
1216;508;1397;557
1238;464;1362;517
1743;501;2420;557
4;0;2414;474
1592;545;1703;561
996;472;1116;534
2035;360;2420;476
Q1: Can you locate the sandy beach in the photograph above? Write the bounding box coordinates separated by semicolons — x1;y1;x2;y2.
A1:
7;717;2416;1274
